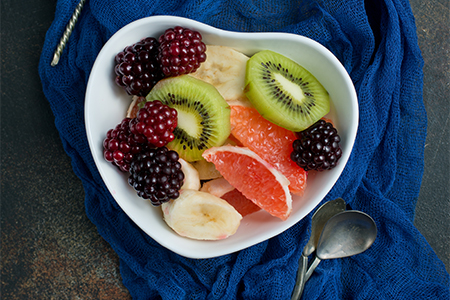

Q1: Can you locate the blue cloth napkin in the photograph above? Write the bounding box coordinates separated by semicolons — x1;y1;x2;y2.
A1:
39;0;450;299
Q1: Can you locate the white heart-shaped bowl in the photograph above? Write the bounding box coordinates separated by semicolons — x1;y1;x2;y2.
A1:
85;15;358;259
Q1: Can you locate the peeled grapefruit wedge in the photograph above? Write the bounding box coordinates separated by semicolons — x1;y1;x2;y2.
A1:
230;105;307;195
221;189;261;217
201;177;261;217
202;145;292;220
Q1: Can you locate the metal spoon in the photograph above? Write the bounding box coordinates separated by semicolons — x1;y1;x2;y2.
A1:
304;210;377;283
290;198;346;300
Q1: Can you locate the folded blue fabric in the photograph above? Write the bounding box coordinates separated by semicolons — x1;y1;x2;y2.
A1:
39;0;450;299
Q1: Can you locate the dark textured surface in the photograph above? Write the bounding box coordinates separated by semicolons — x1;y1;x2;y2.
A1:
0;1;131;298
1;0;448;298
410;0;450;273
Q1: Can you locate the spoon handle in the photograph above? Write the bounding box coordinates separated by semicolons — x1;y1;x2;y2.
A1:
51;0;87;66
305;256;322;282
291;254;309;300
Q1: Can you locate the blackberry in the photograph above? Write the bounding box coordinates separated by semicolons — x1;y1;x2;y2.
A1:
158;26;207;77
103;118;149;172
130;100;178;148
291;119;342;171
128;147;185;205
114;37;164;96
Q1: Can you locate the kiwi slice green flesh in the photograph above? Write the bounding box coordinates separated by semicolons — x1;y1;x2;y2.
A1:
144;75;230;162
245;50;330;132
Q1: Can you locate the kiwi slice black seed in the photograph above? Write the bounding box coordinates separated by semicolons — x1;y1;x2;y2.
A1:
245;50;330;132
144;75;230;162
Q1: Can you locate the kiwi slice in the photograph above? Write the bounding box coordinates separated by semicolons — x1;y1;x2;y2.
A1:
144;75;230;162
245;50;330;132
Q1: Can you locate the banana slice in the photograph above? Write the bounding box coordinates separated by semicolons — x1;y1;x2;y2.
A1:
200;177;235;198
191;159;222;180
190;45;253;107
162;189;242;240
179;158;201;190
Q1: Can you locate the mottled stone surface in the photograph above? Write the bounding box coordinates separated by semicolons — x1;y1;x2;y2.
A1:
0;1;131;298
1;0;448;298
410;0;450;273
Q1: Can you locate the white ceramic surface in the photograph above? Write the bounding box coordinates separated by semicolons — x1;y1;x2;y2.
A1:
85;15;358;259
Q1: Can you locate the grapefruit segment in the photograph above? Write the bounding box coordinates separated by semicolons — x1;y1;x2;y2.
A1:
202;145;292;220
201;177;260;217
229;105;307;195
221;189;261;217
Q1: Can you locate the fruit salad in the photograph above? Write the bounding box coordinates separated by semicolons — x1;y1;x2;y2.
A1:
103;26;342;240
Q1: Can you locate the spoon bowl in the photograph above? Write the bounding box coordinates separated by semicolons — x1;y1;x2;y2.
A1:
317;210;377;259
304;210;377;281
303;198;347;257
291;198;346;300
